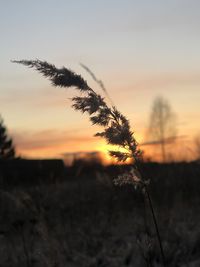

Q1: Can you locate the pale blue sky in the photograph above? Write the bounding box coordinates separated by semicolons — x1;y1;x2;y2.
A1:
1;0;200;159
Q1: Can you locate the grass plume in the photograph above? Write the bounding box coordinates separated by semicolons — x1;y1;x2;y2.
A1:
12;59;141;165
13;59;166;266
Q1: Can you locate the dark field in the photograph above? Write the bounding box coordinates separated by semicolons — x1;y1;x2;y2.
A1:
0;161;200;267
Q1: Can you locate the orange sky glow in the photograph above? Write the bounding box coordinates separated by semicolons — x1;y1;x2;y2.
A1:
1;1;200;164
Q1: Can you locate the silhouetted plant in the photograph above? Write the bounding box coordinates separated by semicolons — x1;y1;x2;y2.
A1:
13;59;166;266
0;115;15;159
80;63;114;106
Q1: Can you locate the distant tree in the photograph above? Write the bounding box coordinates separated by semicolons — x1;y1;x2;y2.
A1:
147;96;177;162
194;135;200;161
0;116;15;159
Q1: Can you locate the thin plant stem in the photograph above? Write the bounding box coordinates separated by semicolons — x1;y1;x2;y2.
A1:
134;160;166;266
144;186;166;267
21;226;30;267
80;63;115;106
142;189;153;267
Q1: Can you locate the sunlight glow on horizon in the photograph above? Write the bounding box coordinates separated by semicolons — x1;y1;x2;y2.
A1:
1;1;200;162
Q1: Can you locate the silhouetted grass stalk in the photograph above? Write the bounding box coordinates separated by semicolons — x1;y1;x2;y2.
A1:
80;63;115;106
13;59;166;266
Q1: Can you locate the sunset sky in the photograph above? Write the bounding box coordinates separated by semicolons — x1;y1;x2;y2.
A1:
1;0;200;163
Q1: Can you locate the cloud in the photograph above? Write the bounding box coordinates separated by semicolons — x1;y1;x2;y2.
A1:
130;72;200;92
11;128;97;157
0;86;71;109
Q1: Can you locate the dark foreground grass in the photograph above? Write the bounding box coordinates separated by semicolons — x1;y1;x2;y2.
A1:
0;162;200;267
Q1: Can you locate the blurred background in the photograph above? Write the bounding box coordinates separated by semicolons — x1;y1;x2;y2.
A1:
1;0;200;164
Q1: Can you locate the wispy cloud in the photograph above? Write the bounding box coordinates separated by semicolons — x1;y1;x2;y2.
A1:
11;128;98;158
0;86;71;109
130;72;200;91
